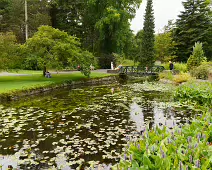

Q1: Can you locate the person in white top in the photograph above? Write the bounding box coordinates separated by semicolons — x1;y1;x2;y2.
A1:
111;62;114;70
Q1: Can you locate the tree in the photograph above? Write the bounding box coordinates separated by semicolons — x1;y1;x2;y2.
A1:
187;42;206;70
174;0;212;61
22;26;96;77
155;22;177;62
139;0;155;68
1;0;51;42
126;30;143;63
50;0;142;68
0;0;9;32
50;0;85;39
0;32;21;70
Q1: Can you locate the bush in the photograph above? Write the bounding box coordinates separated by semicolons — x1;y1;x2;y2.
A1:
159;71;173;80
174;62;187;72
114;112;212;170
187;42;206;70
190;62;212;80
173;73;191;84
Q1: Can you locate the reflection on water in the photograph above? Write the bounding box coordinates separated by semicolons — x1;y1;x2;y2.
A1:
0;84;198;169
130;101;144;132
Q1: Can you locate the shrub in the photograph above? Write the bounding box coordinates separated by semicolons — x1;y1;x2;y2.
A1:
174;62;187;72
187;55;199;70
187;42;206;70
190;62;212;80
159;71;173;80
114;112;212;170
173;73;191;84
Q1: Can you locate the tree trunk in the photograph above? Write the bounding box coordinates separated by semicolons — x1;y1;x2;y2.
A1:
43;66;46;76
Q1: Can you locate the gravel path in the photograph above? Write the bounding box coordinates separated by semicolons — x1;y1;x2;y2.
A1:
0;72;29;76
0;69;109;76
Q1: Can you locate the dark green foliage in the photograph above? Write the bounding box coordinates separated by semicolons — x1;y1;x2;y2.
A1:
1;0;51;42
174;0;212;61
0;0;9;32
0;32;22;70
50;0;85;39
50;0;142;68
128;30;144;63
98;54;115;69
139;0;155;68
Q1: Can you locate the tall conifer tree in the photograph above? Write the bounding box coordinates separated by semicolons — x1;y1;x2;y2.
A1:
174;0;212;61
139;0;155;68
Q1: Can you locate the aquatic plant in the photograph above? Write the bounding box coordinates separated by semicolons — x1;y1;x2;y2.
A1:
174;81;212;108
114;112;212;169
127;81;174;93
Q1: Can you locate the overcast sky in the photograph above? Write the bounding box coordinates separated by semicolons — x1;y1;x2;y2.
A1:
130;0;184;34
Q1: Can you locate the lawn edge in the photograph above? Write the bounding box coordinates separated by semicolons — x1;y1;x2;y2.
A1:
0;75;118;102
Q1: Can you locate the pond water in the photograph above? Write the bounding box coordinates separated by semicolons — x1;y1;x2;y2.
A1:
0;82;198;170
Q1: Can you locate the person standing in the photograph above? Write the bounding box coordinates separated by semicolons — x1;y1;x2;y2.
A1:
169;61;174;70
111;62;114;70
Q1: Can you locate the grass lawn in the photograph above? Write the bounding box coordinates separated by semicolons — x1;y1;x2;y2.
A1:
0;72;111;94
4;69;43;75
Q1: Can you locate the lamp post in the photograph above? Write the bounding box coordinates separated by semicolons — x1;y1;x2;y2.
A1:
25;0;28;40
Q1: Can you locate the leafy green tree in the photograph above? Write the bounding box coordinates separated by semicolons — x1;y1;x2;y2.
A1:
84;0;142;68
126;30;143;63
92;0;142;54
139;0;155;68
174;0;212;61
155;27;177;62
0;32;21;70
187;42;206;70
22;26;96;77
50;0;142;68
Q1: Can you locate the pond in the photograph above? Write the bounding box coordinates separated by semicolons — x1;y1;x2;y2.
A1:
0;82;198;170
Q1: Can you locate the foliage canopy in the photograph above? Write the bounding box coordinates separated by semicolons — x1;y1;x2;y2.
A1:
22;26;96;77
174;0;212;61
139;0;155;68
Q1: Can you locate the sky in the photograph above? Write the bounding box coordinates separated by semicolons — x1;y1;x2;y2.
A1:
130;0;185;34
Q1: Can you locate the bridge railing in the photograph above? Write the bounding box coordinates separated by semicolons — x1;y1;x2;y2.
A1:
120;65;165;74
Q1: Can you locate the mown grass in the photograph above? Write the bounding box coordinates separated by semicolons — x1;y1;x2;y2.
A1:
5;69;43;75
0;72;111;94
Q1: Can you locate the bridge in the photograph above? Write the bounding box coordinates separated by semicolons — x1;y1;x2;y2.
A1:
118;65;165;76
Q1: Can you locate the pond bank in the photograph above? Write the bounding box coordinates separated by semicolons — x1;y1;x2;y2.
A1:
0;76;119;102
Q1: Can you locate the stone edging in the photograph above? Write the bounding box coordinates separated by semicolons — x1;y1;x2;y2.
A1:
0;76;119;102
